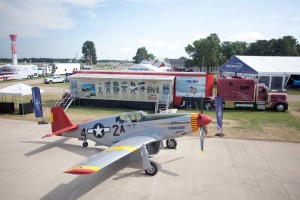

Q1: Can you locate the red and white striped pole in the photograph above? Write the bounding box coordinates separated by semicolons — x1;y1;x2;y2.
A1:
10;34;18;65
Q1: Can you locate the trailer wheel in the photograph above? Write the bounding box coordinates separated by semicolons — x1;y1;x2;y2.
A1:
204;101;214;110
274;103;286;112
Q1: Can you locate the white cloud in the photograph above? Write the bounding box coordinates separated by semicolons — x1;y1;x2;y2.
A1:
226;32;264;42
138;38;193;59
123;0;169;3
140;38;191;49
0;0;107;37
267;15;299;22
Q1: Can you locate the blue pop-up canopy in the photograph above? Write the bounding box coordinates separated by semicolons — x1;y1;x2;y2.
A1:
219;56;258;74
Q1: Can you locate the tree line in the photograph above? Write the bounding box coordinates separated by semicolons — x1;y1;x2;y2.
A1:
132;33;300;70
1;35;299;68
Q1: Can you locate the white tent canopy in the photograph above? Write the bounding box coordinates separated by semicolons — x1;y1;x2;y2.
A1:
235;56;300;75
0;83;44;115
0;83;44;96
219;56;300;90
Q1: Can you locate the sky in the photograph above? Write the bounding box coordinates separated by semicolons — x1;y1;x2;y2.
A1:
0;0;300;61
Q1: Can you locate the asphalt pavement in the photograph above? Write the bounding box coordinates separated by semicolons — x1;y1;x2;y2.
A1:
0;118;299;200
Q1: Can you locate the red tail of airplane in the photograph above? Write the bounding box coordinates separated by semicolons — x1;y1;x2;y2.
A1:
42;106;79;138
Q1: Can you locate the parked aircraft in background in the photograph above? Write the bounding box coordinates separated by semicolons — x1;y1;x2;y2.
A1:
43;106;212;176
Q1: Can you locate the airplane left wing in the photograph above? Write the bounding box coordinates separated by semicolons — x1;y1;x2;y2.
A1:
64;136;156;175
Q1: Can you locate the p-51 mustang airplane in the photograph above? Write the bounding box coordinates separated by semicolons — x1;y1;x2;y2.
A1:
43;106;212;176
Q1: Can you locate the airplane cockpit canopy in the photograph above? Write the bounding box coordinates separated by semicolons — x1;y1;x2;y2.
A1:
118;111;147;123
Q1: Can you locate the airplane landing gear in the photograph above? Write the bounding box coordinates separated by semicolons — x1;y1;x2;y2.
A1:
83;141;88;147
166;139;177;149
80;129;88;147
141;145;158;176
145;161;158;176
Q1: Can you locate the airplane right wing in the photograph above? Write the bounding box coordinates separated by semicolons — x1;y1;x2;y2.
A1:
64;136;156;175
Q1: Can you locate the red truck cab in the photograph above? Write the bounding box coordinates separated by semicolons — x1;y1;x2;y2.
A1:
217;77;288;111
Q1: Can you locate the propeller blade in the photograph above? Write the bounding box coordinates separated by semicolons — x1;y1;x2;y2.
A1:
199;126;205;154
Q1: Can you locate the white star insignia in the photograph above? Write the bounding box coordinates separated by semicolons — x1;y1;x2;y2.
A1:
93;125;103;137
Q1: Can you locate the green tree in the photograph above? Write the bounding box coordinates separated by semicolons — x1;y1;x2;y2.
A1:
185;33;221;71
246;40;271;56
133;47;154;64
246;36;300;56
270;36;299;56
82;41;97;65
221;41;248;59
148;53;155;60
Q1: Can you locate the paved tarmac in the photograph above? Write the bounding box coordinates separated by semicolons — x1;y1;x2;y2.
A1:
0;119;299;200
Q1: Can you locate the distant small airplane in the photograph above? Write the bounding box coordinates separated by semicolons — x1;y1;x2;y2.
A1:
43;106;212;176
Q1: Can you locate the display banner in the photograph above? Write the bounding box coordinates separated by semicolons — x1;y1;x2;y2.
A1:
31;87;43;118
176;76;206;98
215;96;223;130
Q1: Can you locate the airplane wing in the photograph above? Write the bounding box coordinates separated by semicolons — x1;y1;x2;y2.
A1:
64;136;156;175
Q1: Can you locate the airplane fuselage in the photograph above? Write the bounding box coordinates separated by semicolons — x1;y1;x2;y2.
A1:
62;112;196;147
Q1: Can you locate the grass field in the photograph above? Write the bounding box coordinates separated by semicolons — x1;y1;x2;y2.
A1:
1;79;300;143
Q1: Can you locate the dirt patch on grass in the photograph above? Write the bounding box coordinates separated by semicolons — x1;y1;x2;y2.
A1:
220;126;300;143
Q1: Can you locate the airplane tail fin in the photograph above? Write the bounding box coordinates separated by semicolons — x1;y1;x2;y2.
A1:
42;106;78;138
51;106;74;132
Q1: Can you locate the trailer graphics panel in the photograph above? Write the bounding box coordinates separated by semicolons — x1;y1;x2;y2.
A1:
0;64;38;80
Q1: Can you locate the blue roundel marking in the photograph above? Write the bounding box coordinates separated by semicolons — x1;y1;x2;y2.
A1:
92;123;108;138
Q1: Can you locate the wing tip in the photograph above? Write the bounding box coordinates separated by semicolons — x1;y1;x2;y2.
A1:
64;166;101;175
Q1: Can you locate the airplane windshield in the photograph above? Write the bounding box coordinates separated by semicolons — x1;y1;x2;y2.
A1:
119;114;131;122
119;111;147;123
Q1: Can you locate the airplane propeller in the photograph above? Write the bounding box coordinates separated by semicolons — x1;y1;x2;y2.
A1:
196;113;211;154
199;126;208;153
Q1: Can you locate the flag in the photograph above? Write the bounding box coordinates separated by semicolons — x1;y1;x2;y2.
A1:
32;87;43;118
215;96;223;130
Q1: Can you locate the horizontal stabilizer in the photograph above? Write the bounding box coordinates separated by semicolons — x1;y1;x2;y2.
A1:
42;124;79;138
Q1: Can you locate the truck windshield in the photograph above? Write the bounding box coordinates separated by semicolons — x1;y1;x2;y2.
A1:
258;85;268;94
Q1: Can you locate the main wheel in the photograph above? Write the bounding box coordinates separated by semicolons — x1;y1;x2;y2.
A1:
145;161;158;176
83;141;88;147
166;139;177;149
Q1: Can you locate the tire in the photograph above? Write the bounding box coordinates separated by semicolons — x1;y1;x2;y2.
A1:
27;75;31;79
166;139;177;149
63;80;66;83
145;161;158;176
49;80;53;84
274;103;286;112
83;141;88;147
204;101;214;110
